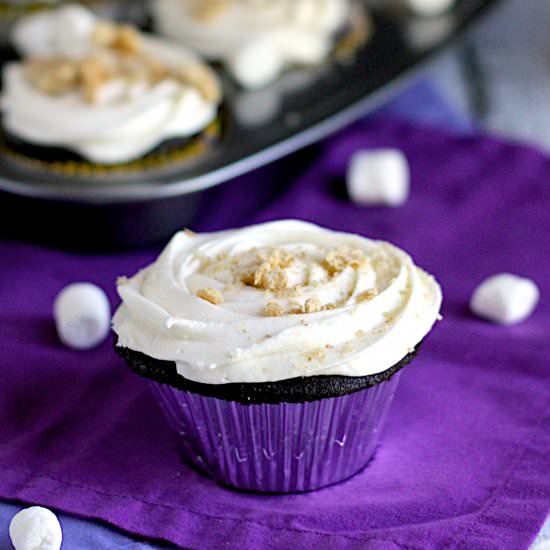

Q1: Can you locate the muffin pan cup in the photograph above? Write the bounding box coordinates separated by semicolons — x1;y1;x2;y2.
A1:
149;371;402;493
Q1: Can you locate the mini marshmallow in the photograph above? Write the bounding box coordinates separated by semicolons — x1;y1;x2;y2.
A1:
228;39;284;89
470;273;539;325
407;0;455;17
9;506;62;550
532;539;550;550
12;5;96;58
347;149;410;207
53;282;111;350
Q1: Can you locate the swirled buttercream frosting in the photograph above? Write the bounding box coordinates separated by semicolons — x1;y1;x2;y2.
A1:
153;0;351;88
113;220;442;384
0;5;221;164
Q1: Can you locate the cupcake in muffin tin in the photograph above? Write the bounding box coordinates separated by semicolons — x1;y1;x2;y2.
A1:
152;0;370;89
113;220;442;492
0;4;221;165
0;1;372;173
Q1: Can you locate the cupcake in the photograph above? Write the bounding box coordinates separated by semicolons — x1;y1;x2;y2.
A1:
113;220;442;492
0;4;221;165
152;0;368;89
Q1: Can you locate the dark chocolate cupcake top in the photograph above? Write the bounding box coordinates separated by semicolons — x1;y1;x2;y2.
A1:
113;220;442;386
116;343;419;404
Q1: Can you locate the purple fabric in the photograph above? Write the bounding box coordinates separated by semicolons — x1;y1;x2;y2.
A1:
1;118;549;549
150;373;401;492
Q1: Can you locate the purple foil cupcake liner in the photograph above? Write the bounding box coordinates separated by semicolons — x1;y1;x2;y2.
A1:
149;373;402;493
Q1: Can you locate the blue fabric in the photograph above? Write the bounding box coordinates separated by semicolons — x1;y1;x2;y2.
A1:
0;502;154;549
374;78;474;134
0;76;471;550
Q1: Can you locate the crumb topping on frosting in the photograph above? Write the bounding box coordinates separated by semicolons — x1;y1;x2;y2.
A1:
22;20;220;104
92;22;141;54
356;288;378;303
321;247;367;276
193;0;231;21
264;302;285;317
197;243;384;317
241;248;294;291
197;287;224;304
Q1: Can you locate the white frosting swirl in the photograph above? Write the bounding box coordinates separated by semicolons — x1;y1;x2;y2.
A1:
113;220;442;384
0;5;220;164
153;0;350;88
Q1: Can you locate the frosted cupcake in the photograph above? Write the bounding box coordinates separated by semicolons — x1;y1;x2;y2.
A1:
0;5;221;165
152;0;367;89
113;220;442;492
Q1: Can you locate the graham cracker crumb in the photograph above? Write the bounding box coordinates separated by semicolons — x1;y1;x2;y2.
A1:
286;297;329;315
304;298;322;314
91;21;117;47
24;57;79;96
288;304;303;315
241;249;294;291
322;248;367;276
261;265;289;291
80;55;112;103
264;302;285;317
341;341;354;354
305;349;325;362
193;0;230;21
113;25;141;54
267;248;294;269
91;21;142;54
24;21;220;106
383;311;398;323
356;288;378;303
197;288;223;305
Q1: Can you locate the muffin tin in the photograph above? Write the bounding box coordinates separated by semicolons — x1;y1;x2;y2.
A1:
0;0;500;249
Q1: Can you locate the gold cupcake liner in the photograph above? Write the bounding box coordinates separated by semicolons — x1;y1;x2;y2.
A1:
0;117;222;176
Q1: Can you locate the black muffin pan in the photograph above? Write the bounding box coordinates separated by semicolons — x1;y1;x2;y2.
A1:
0;0;500;249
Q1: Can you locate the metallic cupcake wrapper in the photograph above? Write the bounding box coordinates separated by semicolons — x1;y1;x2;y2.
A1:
150;372;401;493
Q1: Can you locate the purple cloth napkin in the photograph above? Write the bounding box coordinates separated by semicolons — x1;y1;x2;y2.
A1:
1;118;549;550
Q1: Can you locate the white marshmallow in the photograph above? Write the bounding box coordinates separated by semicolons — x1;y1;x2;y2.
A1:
228;39;284;89
53;283;111;350
347;149;410;207
9;506;62;550
407;0;455;17
12;5;96;58
470;273;539;325
532;540;550;550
